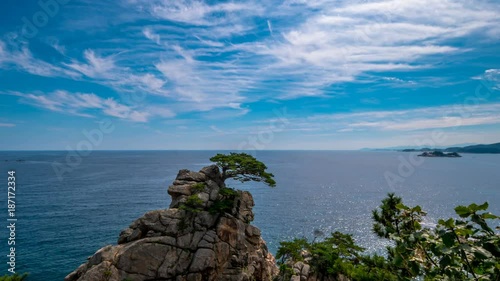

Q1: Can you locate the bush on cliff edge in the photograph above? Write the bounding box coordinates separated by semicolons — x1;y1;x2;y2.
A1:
278;193;500;281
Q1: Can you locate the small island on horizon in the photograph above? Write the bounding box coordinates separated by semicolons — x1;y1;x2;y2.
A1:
365;142;500;154
417;151;462;157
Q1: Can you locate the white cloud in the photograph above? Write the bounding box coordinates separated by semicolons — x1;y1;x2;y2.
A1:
194;36;225;47
146;106;176;118
380;76;417;86
209;125;225;134
242;0;500;97
136;73;166;90
2;0;499;125
9;40;250;116
0;123;15;127
142;27;161;45
267;102;500;133
63;48;170;99
6;90;153;122
155;58;248;112
149;0;262;26
154;41;251;113
172;45;194;63
65;49;116;78
473;69;500;90
46;38;67;55
376;116;500;131
485;69;500;84
0;40;78;78
485;69;500;76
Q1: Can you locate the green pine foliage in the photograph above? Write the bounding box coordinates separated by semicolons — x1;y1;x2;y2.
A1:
191;182;206;193
204;153;276;215
372;194;500;280
179;194;204;213
276;233;398;280
278;193;500;281
210;153;276;187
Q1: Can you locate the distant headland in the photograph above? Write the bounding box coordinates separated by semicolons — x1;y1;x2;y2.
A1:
363;142;500;154
402;142;500;154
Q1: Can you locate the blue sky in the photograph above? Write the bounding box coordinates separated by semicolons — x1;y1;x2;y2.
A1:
0;0;499;150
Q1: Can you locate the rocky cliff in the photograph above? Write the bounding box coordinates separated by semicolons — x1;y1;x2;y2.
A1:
65;165;278;281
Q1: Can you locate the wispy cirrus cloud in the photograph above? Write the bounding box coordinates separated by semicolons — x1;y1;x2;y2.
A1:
45;38;67;55
260;103;500;134
63;48;170;99
0;123;15;127
0;40;79;78
245;0;500;97
64;49;116;78
2;0;499;125
473;69;500;90
148;0;264;26
4;90;164;122
142;27;161;45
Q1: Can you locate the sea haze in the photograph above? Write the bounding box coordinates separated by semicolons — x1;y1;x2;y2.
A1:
0;151;499;280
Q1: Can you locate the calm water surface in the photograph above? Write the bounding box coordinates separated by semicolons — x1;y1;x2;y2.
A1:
0;151;499;280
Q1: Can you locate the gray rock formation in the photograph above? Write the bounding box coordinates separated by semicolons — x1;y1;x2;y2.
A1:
66;165;278;281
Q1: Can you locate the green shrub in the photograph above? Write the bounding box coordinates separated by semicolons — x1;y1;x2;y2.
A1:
219;187;238;197
278;194;500;281
208;187;239;215
373;195;500;280
276;238;308;262
208;199;234;214
191;183;206;193
0;274;28;281
179;194;204;213
276;233;397;281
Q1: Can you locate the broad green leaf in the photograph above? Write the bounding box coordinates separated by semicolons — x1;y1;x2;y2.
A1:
409;261;420;275
468;202;488;212
454;205;471;217
469;203;479;212
476;202;489;211
414;220;421;230
439;255;451;268
441;218;455;228
393;254;403;267
455;228;473;236
441;232;455;247
471;214;493;233
481;213;499;219
396;203;409;210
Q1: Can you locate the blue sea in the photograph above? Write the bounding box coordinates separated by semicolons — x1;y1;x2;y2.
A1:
0;151;499;280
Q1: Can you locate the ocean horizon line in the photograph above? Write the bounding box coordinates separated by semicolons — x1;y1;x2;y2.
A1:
0;149;365;152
